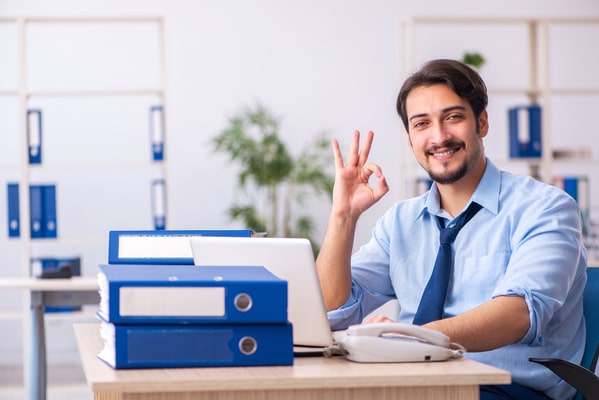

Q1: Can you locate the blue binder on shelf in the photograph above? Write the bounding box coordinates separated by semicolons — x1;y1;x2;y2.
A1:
508;105;542;159
108;229;257;265
149;105;164;161
29;185;44;238
151;179;166;230
42;184;57;238
27;109;43;164
554;175;590;220
29;184;58;239
97;320;293;369
97;264;288;324
7;183;20;238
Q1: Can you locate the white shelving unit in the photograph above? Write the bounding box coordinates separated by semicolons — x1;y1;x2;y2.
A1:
397;17;599;201
0;15;169;391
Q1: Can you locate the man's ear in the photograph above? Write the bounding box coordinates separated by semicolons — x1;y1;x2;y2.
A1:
479;110;489;138
406;130;414;151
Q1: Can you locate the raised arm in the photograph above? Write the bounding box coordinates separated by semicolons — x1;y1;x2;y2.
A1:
316;130;389;310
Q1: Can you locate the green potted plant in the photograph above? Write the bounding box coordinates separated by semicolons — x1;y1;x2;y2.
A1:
212;103;334;254
461;52;486;69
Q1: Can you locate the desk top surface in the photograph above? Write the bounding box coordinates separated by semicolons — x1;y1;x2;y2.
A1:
73;323;510;394
0;276;98;291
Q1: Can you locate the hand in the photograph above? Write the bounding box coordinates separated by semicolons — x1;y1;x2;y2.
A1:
331;130;389;219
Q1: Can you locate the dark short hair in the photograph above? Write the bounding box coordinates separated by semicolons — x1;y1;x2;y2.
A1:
396;59;488;131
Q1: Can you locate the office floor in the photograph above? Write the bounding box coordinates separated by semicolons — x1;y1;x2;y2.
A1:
0;364;92;400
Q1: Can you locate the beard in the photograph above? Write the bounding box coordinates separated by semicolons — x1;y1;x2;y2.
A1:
426;160;469;184
422;139;481;184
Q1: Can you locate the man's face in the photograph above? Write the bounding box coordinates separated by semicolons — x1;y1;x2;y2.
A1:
405;84;488;185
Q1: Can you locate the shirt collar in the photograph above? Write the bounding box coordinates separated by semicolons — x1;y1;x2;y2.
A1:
420;158;500;220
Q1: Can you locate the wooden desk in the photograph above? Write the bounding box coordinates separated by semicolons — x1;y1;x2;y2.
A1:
74;323;510;400
0;277;99;400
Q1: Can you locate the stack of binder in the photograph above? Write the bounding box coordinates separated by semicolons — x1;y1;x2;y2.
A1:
6;182;57;238
96;263;293;369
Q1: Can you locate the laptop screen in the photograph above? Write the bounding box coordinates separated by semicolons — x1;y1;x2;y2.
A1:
190;236;333;349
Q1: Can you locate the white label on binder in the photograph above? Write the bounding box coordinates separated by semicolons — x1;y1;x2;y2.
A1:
28;111;41;153
152;180;166;218
119;286;225;316
518;108;529;145
151;107;164;145
118;235;194;258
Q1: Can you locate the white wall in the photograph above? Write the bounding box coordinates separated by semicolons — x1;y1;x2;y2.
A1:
1;0;599;366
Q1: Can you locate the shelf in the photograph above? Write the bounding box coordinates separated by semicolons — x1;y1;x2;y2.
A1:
26;89;164;98
0;17;169;396
26;162;165;171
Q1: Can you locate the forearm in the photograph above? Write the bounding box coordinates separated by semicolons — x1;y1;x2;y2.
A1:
424;295;530;352
316;213;359;311
317;130;389;311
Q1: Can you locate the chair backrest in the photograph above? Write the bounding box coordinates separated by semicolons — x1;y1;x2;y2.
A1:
581;267;599;372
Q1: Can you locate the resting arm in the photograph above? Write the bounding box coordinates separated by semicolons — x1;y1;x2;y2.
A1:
425;295;529;352
366;295;529;352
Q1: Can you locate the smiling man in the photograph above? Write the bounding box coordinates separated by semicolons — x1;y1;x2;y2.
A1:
316;59;587;400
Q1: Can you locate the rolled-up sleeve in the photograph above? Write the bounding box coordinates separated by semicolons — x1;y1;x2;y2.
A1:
492;189;587;347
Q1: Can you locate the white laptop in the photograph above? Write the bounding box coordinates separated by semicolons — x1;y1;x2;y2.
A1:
190;236;334;351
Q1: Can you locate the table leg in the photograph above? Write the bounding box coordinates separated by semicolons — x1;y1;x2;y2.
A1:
30;292;46;400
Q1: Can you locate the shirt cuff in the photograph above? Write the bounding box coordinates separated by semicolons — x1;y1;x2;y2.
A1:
500;287;544;346
326;287;364;331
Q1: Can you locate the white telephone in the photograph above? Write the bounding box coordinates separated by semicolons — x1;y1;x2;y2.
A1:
332;322;465;363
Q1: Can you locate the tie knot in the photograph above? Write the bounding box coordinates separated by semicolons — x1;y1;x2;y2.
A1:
437;202;482;245
439;224;461;244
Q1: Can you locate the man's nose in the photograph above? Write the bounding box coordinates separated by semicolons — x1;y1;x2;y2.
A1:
429;122;450;144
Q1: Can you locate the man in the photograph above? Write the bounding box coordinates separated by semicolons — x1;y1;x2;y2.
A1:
316;59;587;400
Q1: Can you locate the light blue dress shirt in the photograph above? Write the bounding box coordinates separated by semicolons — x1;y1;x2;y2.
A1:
328;159;587;400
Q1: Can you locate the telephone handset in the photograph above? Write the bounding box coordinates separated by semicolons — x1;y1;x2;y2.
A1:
332;322;465;363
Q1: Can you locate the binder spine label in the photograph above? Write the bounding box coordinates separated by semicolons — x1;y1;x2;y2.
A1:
149;105;164;161
119;287;225;317
151;179;166;230
27;109;42;164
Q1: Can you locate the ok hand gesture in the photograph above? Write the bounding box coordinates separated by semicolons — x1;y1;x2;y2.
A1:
331;130;389;219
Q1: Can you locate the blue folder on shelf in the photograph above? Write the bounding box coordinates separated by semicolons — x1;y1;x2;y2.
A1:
554;175;590;220
29;185;44;239
508;105;542;159
97;264;288;324
42;184;57;238
7;183;20;238
27;109;42;164
29;184;58;239
149;105;165;162
97;320;294;369
151;179;166;230
107;229;257;264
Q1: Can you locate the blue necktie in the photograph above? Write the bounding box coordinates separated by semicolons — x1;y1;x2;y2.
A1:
413;202;482;325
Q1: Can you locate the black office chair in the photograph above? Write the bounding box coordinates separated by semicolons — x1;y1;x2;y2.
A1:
529;267;599;400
